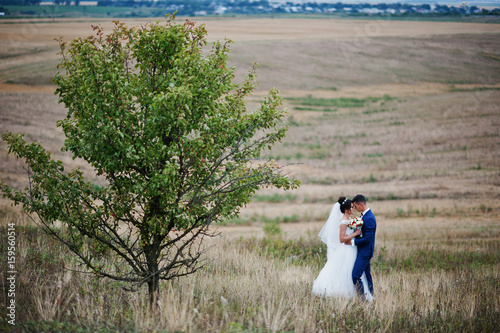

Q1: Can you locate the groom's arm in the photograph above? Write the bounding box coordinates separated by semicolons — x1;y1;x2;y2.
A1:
351;216;376;247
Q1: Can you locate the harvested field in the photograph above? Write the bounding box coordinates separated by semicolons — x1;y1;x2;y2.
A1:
0;16;499;332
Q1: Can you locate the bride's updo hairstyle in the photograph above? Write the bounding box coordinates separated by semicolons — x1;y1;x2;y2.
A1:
337;197;352;213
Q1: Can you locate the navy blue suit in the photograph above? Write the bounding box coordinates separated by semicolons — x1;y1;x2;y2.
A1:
352;209;376;296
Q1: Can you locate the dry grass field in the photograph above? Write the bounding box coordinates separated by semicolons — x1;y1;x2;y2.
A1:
0;16;499;332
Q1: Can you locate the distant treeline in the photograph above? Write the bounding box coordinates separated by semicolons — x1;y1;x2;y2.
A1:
1;0;499;16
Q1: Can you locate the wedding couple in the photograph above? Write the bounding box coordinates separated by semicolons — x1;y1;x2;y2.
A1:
312;194;376;301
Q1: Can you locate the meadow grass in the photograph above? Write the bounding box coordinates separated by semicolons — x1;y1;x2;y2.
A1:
221;214;302;227
288;95;394;109
252;193;298;203
448;86;500;92
293;107;337;112
1;210;498;332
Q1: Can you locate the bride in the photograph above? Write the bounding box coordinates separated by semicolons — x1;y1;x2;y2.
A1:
312;197;374;301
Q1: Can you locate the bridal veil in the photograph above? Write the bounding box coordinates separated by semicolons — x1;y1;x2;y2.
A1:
318;202;342;248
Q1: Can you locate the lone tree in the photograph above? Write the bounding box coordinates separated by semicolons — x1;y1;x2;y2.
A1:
0;16;300;303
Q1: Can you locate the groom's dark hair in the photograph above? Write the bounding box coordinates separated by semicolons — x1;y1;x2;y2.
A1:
352;194;367;204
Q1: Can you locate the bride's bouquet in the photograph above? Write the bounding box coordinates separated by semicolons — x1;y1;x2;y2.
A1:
348;216;363;230
348;216;363;238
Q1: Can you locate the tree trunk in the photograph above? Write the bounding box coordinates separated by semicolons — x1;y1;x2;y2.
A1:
148;272;160;307
147;247;160;307
145;229;161;307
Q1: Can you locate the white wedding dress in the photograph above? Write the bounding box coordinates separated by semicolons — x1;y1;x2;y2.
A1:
312;203;374;301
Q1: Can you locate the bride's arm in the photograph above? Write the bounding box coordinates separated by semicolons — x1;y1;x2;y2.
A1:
339;224;361;243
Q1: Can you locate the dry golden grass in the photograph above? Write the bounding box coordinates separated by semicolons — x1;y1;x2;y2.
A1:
0;210;498;332
0;17;499;331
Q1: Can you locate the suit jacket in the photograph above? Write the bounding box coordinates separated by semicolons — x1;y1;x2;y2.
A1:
353;209;376;257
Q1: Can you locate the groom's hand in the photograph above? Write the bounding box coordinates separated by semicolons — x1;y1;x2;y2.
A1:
345;240;352;245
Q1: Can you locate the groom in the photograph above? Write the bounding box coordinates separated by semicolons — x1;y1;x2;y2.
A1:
348;194;376;299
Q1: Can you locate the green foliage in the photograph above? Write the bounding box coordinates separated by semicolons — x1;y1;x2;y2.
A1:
0;15;299;301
